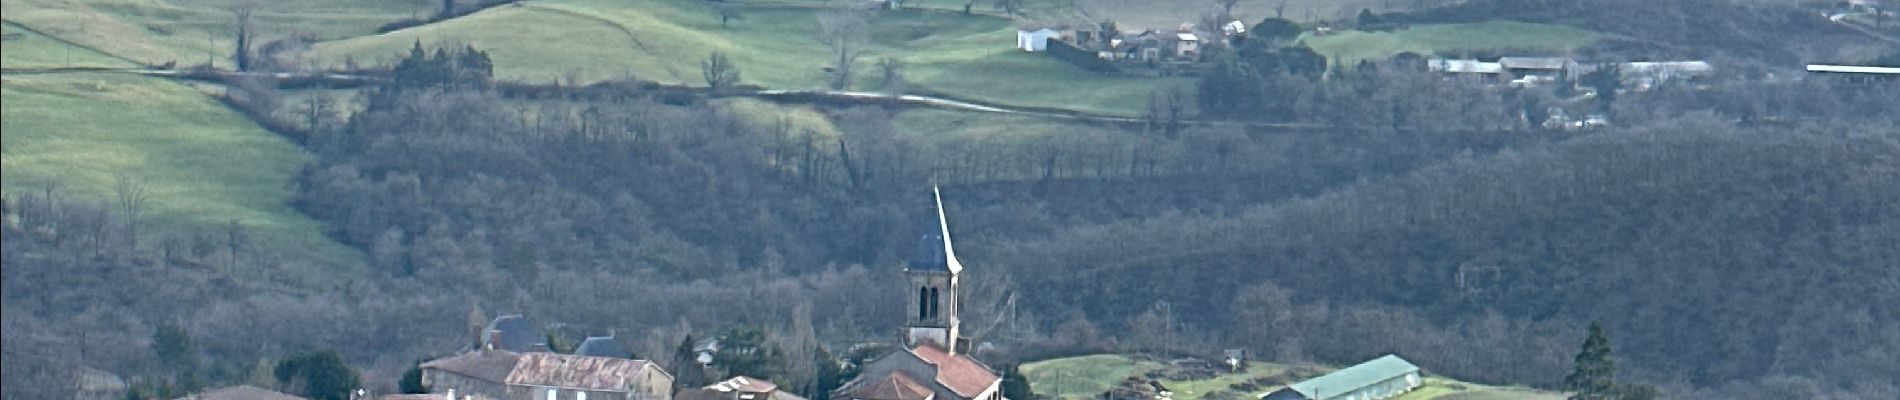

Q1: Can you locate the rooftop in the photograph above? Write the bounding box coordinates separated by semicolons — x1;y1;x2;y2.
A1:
1286;355;1419;399
575;336;634;359
171;386;306;400
906;188;962;274
909;342;999;398
420;350;522;384
842;371;935;400
504;353;655;392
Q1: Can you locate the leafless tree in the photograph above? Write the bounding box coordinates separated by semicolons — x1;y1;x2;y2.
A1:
112;173;146;249
993;0;1025;17
232;1;258;71
815;9;867;90
714;3;745;28
1217;0;1244;16
702;51;741;93
875;57;905;101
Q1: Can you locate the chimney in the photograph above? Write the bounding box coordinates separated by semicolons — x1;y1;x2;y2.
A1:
486;329;504;352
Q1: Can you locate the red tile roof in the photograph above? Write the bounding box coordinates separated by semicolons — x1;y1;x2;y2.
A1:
504;353;654;391
908;343;999;398
842;371;936;400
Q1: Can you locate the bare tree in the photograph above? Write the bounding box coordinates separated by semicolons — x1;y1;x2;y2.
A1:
440;0;456;19
1217;0;1244;16
702;51;742;93
714;3;745;28
112;173;146;250
993;0;1025;17
232;1;257;71
1276;0;1288;18
875;57;905;102
815;9;868;90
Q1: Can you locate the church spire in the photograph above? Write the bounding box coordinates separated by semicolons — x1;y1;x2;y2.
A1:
906;186;962;273
904;186;962;352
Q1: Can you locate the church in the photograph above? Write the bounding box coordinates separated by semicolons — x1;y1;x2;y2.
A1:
831;188;1005;400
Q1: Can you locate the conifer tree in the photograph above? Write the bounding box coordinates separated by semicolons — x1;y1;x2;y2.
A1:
1565;322;1617;400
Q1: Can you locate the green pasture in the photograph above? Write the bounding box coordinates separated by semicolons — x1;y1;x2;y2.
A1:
1302;21;1600;66
0;72;362;283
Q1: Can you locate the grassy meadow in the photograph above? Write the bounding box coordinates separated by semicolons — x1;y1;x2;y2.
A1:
311;0;1180;116
0;72;363;283
1022;354;1566;400
1;0;435;66
1;21;137;69
1302;21;1600;66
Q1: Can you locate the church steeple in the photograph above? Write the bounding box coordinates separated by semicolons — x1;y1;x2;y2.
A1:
904;187;962;353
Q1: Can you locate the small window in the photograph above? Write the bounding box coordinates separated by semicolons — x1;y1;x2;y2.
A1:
546;388;558;400
578;392;588;400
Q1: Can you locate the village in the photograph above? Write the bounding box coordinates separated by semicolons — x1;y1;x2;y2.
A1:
170;189;1435;400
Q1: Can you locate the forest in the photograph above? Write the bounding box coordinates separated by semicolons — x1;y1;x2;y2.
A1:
5;2;1900;399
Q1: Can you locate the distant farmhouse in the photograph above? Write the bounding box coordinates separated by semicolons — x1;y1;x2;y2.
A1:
678;376;809;400
832;188;1004;400
1262;355;1421;400
1429;57;1714;89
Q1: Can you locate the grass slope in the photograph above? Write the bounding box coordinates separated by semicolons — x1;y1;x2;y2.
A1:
1023;354;1565;400
0;72;362;283
2;0;433;65
1;21;136;69
313;0;1180;116
1302;21;1599;66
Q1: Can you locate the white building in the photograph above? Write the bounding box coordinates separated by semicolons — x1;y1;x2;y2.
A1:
1016;28;1059;52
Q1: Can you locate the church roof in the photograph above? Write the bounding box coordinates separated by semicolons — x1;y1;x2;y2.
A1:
906;187;962;273
483;315;543;352
908;343;998;398
842;371;935;400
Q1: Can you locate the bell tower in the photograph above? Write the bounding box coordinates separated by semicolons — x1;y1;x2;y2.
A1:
904;187;961;353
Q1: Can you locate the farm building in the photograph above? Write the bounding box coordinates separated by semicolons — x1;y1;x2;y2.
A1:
1261;355;1420;400
1017;28;1059;52
1498;57;1577;79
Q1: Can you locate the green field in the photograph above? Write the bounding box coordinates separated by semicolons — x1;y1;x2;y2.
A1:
311;0;1178;116
1;0;434;66
1302;21;1600;66
1022;354;1565;400
0;72;362;283
1;21;137;69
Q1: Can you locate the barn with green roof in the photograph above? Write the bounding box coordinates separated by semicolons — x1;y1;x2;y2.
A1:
1262;355;1421;400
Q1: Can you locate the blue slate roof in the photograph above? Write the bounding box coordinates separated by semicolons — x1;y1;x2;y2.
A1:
575;336;633;359
904;188;961;273
483;315;543;353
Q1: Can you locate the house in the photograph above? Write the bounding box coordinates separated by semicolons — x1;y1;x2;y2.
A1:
171;385;306;400
483;315;546;353
420;348;521;399
1618;61;1713;89
683;376;809;400
833;188;1004;400
1497;57;1577;79
1173;32;1201;60
1426;59;1505;81
503;353;674;400
575;335;633;359
422;334;674;400
1261;355;1421;400
693;337;721;367
1017;28;1059;52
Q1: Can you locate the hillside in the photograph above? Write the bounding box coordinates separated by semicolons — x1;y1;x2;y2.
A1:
1001;117;1900;389
1301;21;1599;66
0;71;364;283
312;0;1184;116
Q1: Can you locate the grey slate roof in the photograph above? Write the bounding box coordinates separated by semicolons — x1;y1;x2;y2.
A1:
576;336;633;359
1285;355;1419;399
484;315;542;353
173;385;306;400
905;188;962;273
1498;57;1575;71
